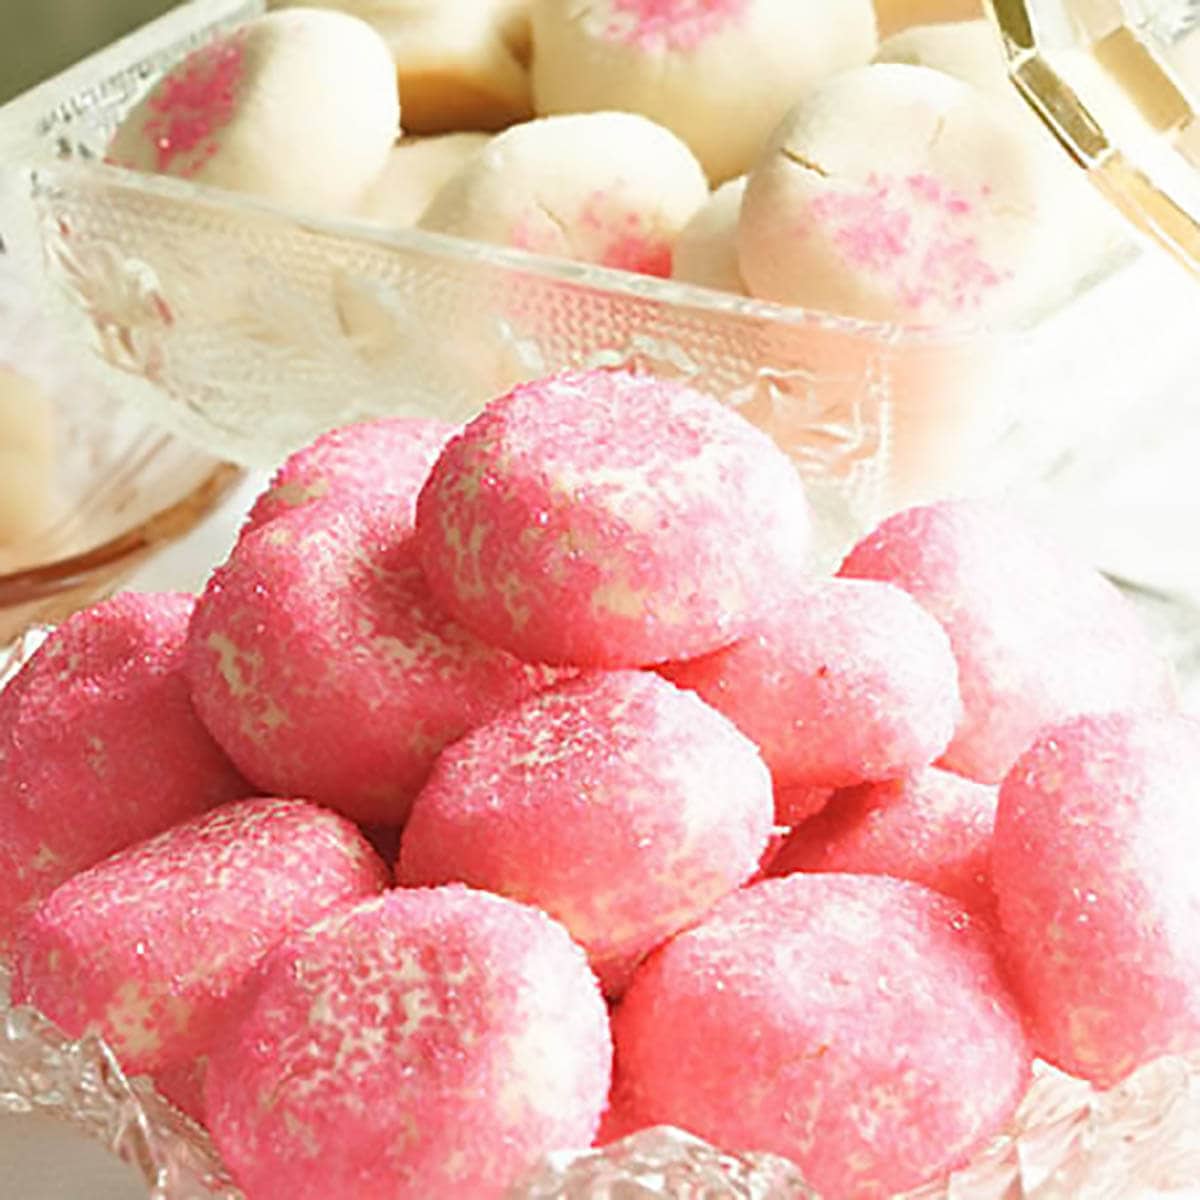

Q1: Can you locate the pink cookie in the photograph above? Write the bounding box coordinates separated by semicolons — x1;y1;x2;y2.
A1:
187;502;562;824
0;593;248;951
399;671;773;994
613;874;1030;1199
416;369;813;667
993;711;1200;1087
205;886;612;1200
839;499;1175;782
152;1058;208;1126
661;577;960;790
773;783;834;827
769;767;999;920
13;797;387;1076
242;416;455;535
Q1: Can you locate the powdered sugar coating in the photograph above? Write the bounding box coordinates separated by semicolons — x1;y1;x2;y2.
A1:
12;797;387;1075
187;502;563;825
531;0;877;182
660;577;961;790
242;417;455;536
415;369;812;667
613;874;1030;1198
205;886;612;1200
993;712;1200;1087
738;64;1051;324
399;671;773;994
769;767;999;920
839;499;1175;782
0;592;248;952
106;10;398;214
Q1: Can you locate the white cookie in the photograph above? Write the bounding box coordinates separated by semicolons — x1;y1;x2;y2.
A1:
671;177;747;294
874;0;981;37
530;0;877;183
0;367;55;546
359;133;491;227
738;64;1053;325
275;0;533;132
108;9;398;215
419;111;708;277
875;22;1128;290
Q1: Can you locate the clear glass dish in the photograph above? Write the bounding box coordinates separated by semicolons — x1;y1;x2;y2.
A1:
2;0;1200;565
0;262;241;648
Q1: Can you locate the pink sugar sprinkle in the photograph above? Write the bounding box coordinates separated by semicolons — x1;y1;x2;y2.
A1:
143;33;246;176
806;172;1011;317
602;0;749;53
602;233;672;276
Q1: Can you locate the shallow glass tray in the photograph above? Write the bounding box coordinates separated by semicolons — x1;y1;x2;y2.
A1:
2;0;1200;565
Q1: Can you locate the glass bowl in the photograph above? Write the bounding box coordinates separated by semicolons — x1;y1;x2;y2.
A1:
2;0;1200;565
0;266;241;649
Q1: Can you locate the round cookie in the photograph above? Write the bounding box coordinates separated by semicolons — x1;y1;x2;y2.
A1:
0;365;55;546
769;767;999;920
737;63;1054;324
613;873;1030;1198
420;112;708;276
838;499;1176;783
670;176;747;294
187;502;562;825
204;886;612;1200
13;797;388;1076
108;9;398;214
399;670;773;994
874;0;981;37
529;0;878;182
414;369;813;667
660;576;961;791
0;593;248;951
275;0;533;131
993;711;1200;1087
359;133;491;227
242;416;455;535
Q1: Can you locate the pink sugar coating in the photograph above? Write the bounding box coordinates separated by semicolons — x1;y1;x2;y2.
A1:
839;499;1176;783
613;874;1030;1199
993;711;1200;1087
137;31;247;177
242;417;455;536
186;501;564;825
415;369;812;668
152;1058;209;1126
768;767;999;921
773;783;834;827
12;797;388;1075
0;592;248;952
204;885;612;1200
399;671;773;995
803;172;1010;317
601;0;751;53
659;576;961;789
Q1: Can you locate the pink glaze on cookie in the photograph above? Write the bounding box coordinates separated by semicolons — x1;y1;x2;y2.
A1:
399;671;773;994
773;783;834;827
415;369;812;668
242;417;455;536
769;767;999;921
804;172;1010;317
839;500;1175;782
993;712;1200;1087
613;874;1030;1199
0;593;248;951
660;577;961;790
204;886;612;1200
601;0;751;53
152;1058;209;1126
140;33;247;176
13;797;388;1076
187;502;563;825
